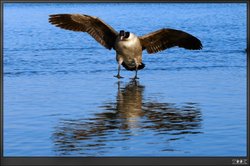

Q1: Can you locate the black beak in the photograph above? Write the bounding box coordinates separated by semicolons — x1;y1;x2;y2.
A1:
119;30;125;40
120;30;125;36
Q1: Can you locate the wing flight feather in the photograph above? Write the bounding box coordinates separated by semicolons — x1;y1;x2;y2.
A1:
49;14;118;50
139;28;202;54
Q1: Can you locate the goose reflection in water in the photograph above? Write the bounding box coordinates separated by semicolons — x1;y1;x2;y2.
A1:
53;80;203;156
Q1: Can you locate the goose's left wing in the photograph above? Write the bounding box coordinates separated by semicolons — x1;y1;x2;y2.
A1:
139;28;202;54
49;14;118;50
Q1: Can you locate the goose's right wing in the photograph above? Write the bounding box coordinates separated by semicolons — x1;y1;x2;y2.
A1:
49;14;118;50
139;28;202;54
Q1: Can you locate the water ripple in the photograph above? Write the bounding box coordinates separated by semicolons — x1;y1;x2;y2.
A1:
52;80;203;156
4;65;245;77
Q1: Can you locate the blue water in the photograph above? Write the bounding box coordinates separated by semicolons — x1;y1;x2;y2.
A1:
3;3;247;156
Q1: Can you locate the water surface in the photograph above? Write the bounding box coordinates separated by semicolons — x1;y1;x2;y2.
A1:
3;3;247;156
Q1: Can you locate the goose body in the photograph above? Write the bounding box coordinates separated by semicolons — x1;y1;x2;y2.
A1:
49;14;202;79
115;32;144;77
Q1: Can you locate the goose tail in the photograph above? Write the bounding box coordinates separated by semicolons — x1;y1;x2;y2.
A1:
121;62;145;71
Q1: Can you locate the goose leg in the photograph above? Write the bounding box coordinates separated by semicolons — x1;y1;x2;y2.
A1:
132;59;139;80
114;59;124;79
133;68;139;80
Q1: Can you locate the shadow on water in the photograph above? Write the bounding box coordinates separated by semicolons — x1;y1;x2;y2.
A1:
52;80;203;156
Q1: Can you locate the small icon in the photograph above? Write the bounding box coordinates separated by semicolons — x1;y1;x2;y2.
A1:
232;159;248;165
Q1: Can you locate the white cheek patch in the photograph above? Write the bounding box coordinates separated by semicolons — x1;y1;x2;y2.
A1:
125;33;134;40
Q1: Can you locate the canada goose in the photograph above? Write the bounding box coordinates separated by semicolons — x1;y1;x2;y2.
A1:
49;14;202;79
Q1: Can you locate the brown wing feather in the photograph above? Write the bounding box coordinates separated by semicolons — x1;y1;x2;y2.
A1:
139;28;202;54
48;14;118;50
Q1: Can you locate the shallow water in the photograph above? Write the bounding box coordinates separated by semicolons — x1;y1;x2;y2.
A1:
3;3;247;156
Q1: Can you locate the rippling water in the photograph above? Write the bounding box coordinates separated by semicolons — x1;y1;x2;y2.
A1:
3;3;247;156
53;81;203;156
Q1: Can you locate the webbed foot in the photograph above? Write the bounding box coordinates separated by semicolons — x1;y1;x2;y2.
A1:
131;76;139;80
114;75;124;79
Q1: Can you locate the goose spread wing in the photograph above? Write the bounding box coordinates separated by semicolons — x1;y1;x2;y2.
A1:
49;14;118;50
139;28;202;54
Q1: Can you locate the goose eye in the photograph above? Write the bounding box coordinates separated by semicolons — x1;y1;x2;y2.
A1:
125;32;130;38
